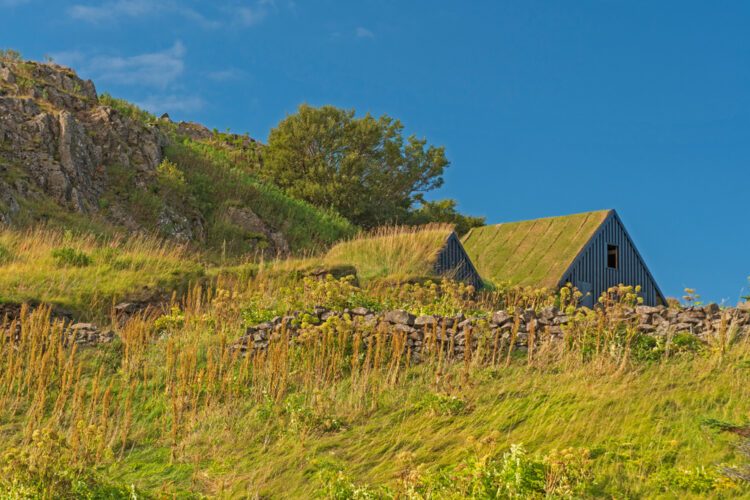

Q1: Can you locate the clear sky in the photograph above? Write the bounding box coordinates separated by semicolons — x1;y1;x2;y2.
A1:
3;0;749;304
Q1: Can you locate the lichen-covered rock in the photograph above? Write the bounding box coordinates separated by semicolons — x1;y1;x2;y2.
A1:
384;309;415;326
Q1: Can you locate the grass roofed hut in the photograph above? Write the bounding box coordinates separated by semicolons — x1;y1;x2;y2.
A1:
462;209;665;306
324;224;483;288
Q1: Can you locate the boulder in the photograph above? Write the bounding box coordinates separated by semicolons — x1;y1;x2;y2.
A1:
414;315;437;327
384;309;415;326
490;310;511;326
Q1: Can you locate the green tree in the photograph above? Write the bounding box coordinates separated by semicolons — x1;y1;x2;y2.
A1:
409;199;485;236
261;104;449;227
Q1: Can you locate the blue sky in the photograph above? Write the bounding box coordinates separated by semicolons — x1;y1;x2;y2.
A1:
2;0;749;304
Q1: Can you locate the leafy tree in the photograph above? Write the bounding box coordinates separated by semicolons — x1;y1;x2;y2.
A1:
408;198;485;236
261;104;449;227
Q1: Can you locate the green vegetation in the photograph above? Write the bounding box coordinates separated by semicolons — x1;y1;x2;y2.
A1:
0;265;747;498
323;224;455;283
1;54;748;499
165;139;357;253
262;104;451;228
463;210;611;287
98;91;156;126
408;198;485;236
0;228;204;320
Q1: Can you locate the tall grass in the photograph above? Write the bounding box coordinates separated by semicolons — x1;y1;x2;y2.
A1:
0;227;203;320
0;271;747;498
324;224;456;283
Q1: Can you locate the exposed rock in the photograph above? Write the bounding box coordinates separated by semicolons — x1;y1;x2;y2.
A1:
226;206;290;256
158;206;194;243
491;310;511;326
415;315;437;327
0;181;19;217
384;309;415;326
174;121;213;140
350;307;371;316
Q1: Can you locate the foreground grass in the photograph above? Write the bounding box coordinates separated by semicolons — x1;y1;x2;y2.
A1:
0;274;748;498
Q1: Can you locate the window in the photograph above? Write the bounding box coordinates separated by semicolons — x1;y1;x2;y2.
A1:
607;245;619;269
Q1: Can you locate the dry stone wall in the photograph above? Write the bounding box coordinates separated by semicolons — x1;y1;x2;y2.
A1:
232;303;750;360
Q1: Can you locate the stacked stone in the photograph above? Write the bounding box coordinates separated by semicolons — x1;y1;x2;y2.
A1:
231;303;750;360
66;323;116;346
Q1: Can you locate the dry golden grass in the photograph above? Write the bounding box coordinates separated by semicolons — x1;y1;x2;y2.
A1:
0;276;747;497
0;227;204;320
323;223;455;283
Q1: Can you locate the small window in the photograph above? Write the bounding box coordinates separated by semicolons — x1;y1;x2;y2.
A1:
607;245;619;269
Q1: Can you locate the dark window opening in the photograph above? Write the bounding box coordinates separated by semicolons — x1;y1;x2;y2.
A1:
607;245;619;269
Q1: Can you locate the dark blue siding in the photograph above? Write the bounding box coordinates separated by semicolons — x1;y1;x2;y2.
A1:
559;211;665;306
434;233;484;289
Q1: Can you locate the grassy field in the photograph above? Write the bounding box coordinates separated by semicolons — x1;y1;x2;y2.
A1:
0;228;748;498
0;228;205;321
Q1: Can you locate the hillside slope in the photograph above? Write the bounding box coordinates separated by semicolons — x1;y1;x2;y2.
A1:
0;52;355;256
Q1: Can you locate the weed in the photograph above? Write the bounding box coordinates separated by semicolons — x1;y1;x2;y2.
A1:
52;247;91;267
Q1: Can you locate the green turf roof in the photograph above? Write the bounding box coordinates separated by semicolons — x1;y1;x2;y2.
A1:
324;225;455;282
462;210;612;287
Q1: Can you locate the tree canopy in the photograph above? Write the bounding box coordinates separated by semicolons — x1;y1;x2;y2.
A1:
261;104;449;227
408;199;486;236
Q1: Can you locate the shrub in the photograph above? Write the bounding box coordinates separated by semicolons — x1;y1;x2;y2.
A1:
0;428;145;499
156;159;188;199
398;443;593;499
51;247;91;267
414;392;467;416
654;465;736;494
316;468;390;499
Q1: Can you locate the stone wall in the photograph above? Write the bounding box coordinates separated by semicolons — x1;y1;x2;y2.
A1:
232;303;750;360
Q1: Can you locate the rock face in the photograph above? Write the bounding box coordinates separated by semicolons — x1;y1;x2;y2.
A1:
0;59;167;223
0;58;291;255
226;206;290;256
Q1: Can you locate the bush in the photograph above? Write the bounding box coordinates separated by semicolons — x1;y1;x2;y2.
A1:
51;247;91;267
654;465;736;494
0;428;145;499
414;392;467;416
156;159;188;199
408;199;485;236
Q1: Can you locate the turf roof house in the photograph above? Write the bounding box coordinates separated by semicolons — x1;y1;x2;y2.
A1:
434;232;484;289
462;209;666;307
323;225;483;289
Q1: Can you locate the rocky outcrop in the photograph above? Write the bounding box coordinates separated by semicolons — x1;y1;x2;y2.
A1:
232;304;750;361
0;57;289;255
225;206;289;256
0;59;166;223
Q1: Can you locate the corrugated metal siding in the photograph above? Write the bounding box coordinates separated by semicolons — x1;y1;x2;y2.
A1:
559;212;665;306
434;233;484;289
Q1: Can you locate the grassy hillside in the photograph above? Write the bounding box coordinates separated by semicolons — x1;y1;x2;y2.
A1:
0;229;748;498
164;138;356;254
0;228;205;320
